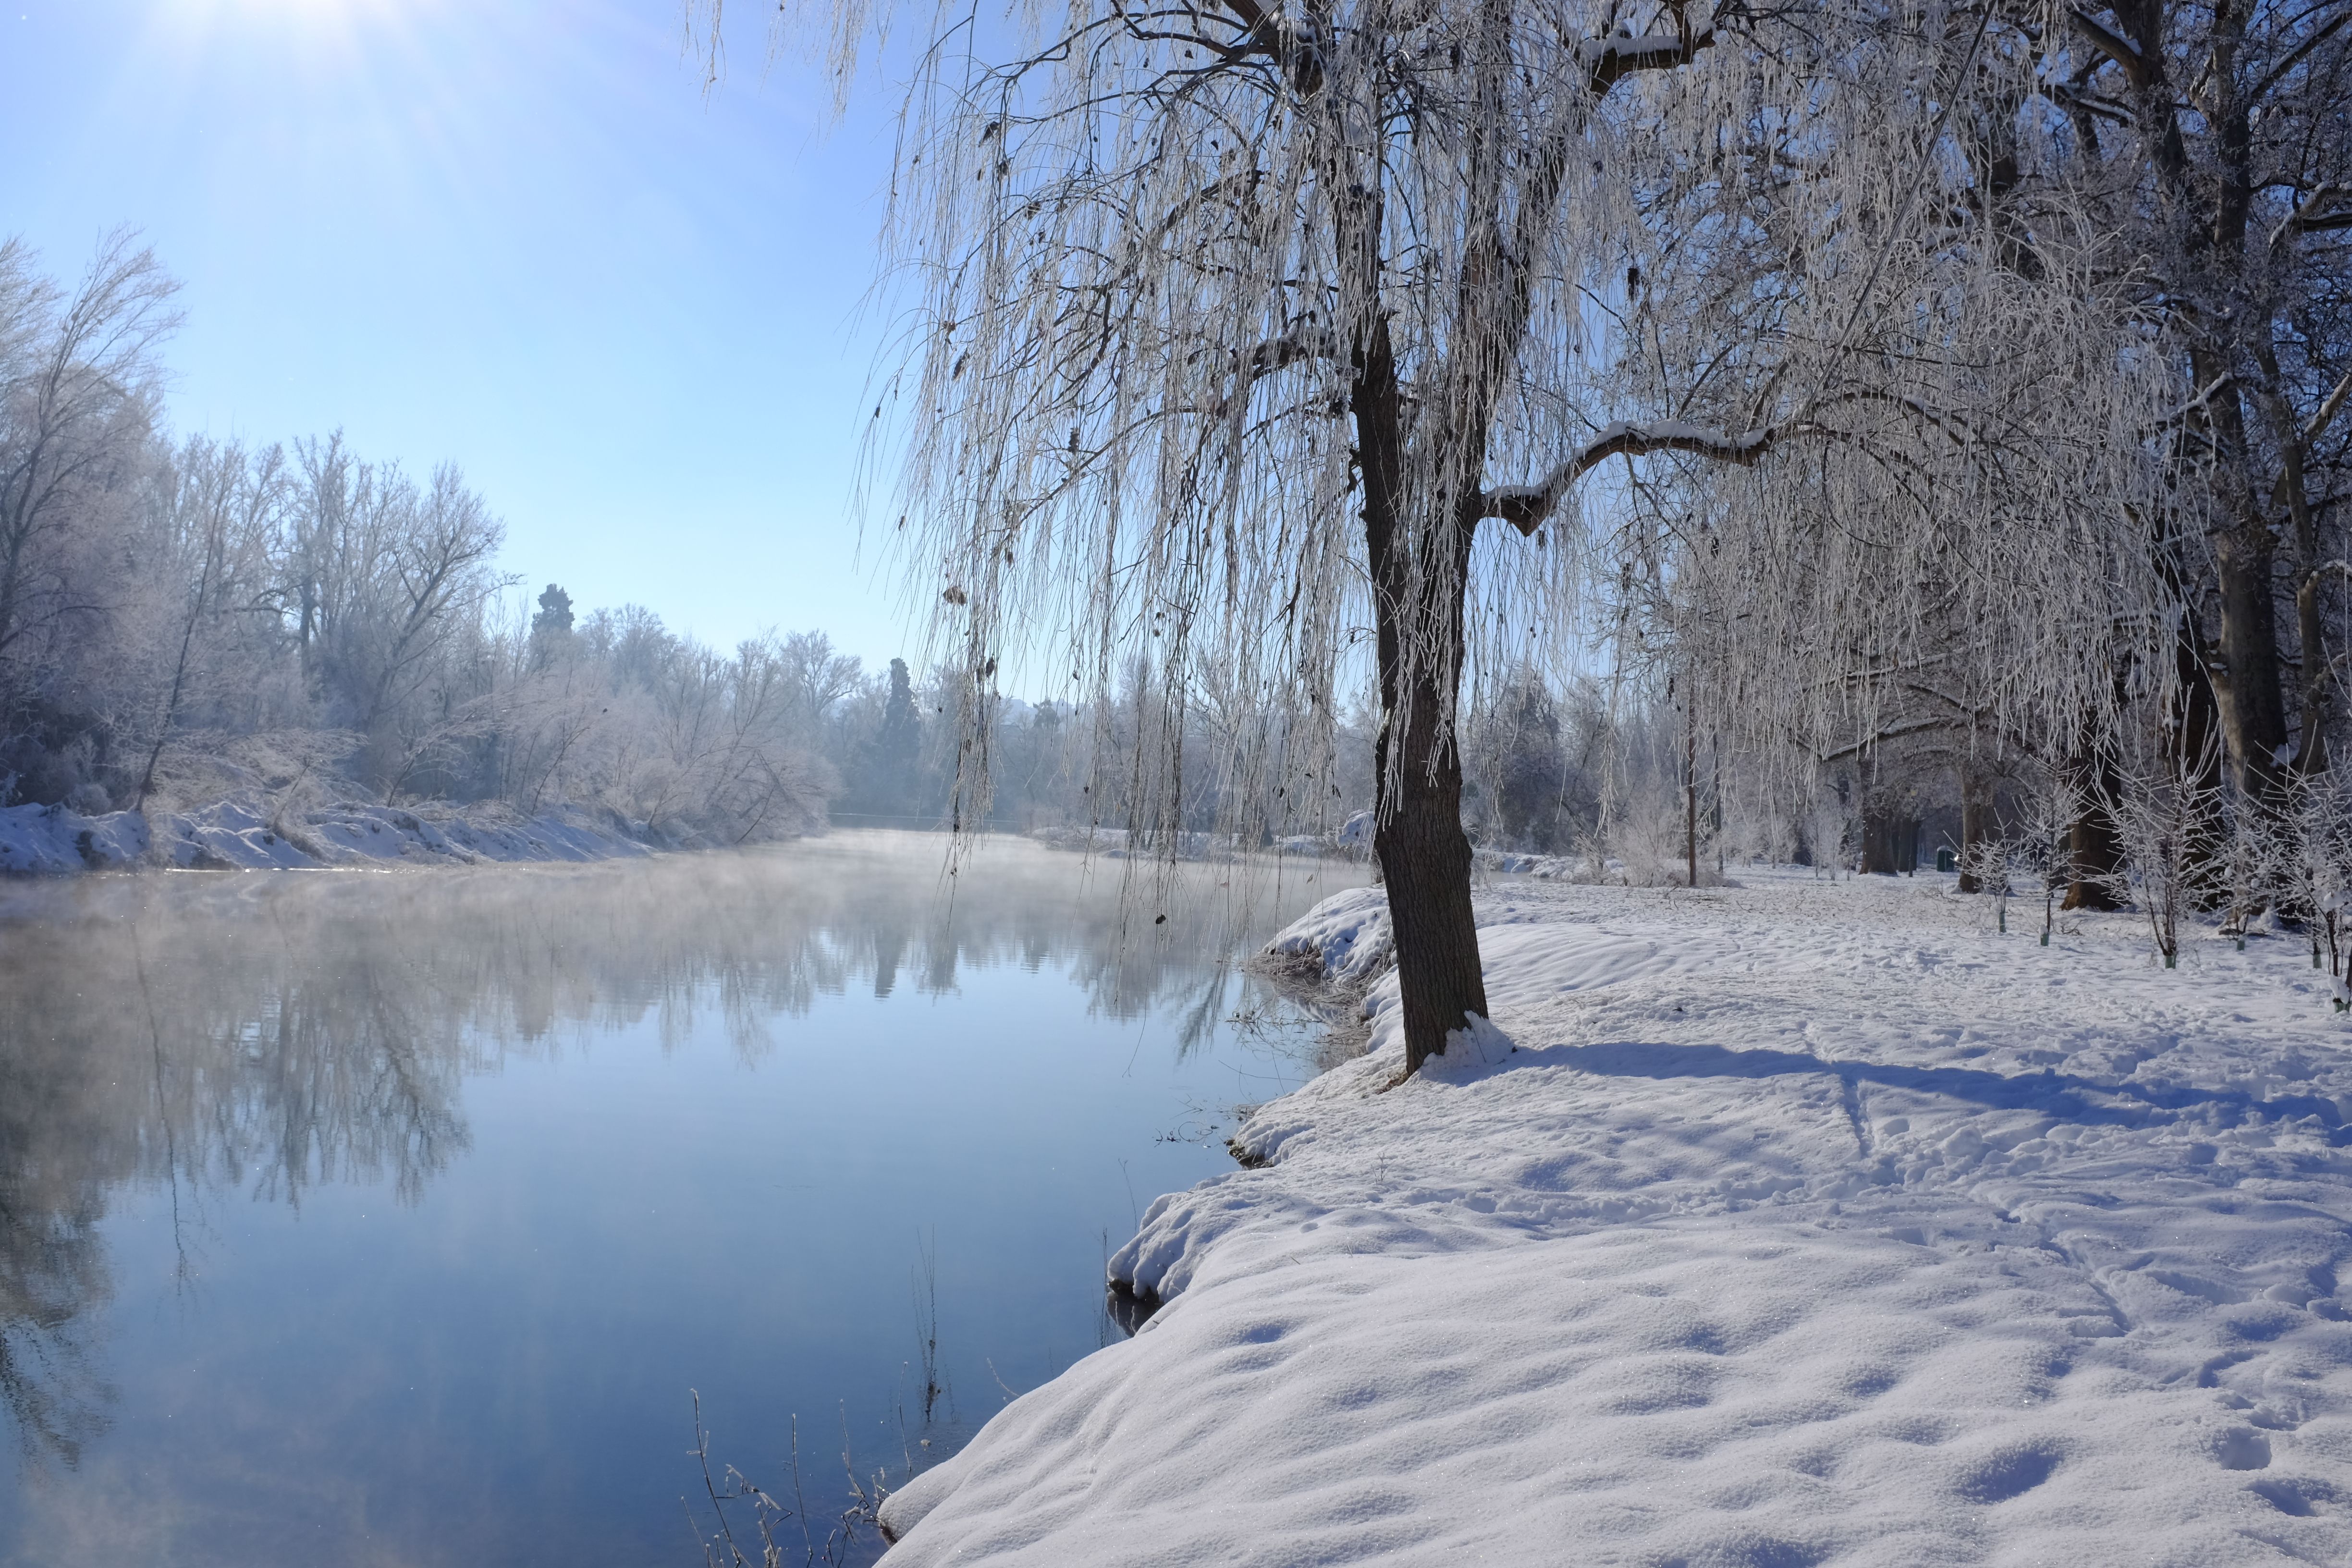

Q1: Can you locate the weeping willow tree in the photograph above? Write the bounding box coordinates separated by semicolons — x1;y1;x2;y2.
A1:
1592;13;2180;876
708;0;2178;1073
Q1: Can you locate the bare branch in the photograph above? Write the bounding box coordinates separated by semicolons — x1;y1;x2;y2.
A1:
1480;420;1780;536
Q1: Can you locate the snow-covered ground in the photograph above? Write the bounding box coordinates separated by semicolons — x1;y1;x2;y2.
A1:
882;868;2352;1565
1262;882;1396;988
0;795;654;875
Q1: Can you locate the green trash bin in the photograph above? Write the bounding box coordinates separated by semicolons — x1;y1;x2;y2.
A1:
1936;847;1957;873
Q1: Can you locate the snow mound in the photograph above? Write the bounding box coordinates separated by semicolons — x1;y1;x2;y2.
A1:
1263;885;1395;987
0;804;151;874
897;870;2352;1565
159;797;320;869
1423;1011;1515;1077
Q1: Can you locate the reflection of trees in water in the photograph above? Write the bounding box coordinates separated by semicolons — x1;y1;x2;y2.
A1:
0;1161;110;1468
0;832;1355;1465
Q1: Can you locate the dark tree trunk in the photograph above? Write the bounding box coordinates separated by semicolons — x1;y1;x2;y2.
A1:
1860;810;1893;874
1684;694;1699;888
1352;311;1488;1078
1958;767;1989;893
2211;518;2291;811
1860;803;1912;875
2060;737;2126;910
1372;694;1487;1078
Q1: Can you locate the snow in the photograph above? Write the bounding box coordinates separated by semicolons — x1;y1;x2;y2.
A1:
1579;34;1696;69
0;794;653;875
1262;883;1395;987
159;796;655;869
0;804;150;874
882;868;2352;1565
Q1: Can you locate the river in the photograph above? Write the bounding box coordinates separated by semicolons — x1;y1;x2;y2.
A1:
0;832;1363;1566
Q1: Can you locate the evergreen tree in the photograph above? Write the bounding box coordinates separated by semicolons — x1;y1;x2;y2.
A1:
528;583;574;671
874;657;920;815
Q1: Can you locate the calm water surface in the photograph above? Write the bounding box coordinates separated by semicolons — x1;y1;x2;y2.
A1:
0;832;1363;1566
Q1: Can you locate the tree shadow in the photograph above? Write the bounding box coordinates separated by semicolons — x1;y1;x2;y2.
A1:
1535;1039;2352;1143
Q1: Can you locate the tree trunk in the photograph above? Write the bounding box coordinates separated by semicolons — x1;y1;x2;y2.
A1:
1958;767;1988;893
2167;603;2230;907
1684;693;1699;888
1372;700;1487;1079
2060;737;2126;910
1858;801;1924;874
1860;810;1892;874
2255;349;2331;782
1351;307;1488;1078
2210;519;2291;811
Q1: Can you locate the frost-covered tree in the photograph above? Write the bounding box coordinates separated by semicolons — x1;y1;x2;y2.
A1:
2026;0;2352;813
778;629;862;736
710;0;2004;1072
0;233;177;749
128;437;296;808
275;435;511;786
1572;2;2233;914
713;0;2190;1070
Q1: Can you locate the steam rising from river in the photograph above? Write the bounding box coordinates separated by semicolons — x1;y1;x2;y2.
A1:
0;833;1356;1488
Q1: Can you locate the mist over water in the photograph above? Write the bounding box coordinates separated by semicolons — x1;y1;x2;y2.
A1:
0;832;1364;1567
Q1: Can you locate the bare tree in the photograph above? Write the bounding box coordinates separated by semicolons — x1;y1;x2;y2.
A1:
0;233;179;719
277;440;511;784
131;438;291;808
778;629;862;735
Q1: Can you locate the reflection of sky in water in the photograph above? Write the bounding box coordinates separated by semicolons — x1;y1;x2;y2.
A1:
0;833;1363;1566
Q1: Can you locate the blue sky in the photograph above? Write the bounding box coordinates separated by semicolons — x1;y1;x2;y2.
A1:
6;0;922;666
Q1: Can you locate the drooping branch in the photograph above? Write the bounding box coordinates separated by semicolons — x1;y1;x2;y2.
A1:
1478;419;1781;536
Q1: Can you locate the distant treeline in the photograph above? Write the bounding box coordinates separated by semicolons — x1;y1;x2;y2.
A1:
0;232;1740;859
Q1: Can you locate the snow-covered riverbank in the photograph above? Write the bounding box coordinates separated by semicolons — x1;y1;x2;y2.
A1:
0;795;654;874
881;868;2352;1565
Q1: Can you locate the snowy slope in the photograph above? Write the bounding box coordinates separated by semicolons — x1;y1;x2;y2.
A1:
0;795;658;875
0;804;151;874
882;870;2352;1565
155;795;658;870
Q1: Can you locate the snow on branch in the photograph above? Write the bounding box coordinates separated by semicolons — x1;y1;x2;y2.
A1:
2154;372;2239;430
1479;419;1777;536
1579;25;1715;92
2066;7;2148;83
2271;182;2352;251
2306;369;2352;450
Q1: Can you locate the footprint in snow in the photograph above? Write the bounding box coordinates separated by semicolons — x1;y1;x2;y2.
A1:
1954;1440;2065;1504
